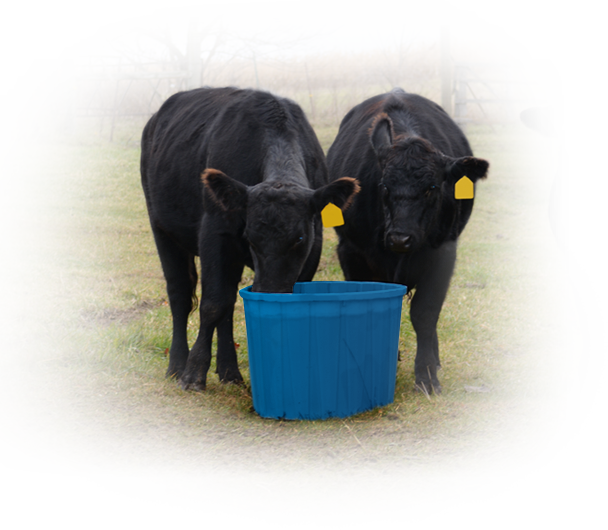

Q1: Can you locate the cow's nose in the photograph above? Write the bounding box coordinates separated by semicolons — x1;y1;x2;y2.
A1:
568;175;593;195
388;234;412;252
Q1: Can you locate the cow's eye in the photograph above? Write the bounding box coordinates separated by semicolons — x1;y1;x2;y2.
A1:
291;236;304;249
426;185;437;198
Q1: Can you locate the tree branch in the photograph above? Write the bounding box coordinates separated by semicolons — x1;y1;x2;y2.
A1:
93;0;185;59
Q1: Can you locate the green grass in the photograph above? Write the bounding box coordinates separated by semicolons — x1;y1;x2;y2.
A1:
28;120;561;473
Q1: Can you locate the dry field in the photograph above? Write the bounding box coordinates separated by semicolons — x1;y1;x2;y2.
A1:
0;117;608;530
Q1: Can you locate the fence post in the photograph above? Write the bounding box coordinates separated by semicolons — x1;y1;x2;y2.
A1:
252;51;260;89
440;26;452;116
61;36;76;134
110;78;120;142
186;31;202;90
454;66;467;133
304;62;315;123
504;66;515;121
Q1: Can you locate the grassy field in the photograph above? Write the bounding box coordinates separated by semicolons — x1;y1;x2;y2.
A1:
4;112;577;530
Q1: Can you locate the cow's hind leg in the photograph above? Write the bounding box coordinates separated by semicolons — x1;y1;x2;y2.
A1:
152;228;197;379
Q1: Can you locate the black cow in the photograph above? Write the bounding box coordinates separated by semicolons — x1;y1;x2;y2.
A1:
141;87;359;391
327;88;489;394
521;82;608;398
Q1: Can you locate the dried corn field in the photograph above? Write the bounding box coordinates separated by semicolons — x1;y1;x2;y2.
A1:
0;21;608;137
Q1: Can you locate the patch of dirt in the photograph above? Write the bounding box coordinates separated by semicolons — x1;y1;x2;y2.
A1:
80;299;163;326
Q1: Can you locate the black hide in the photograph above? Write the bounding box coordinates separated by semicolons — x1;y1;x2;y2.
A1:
521;81;608;397
327;88;489;394
141;87;359;390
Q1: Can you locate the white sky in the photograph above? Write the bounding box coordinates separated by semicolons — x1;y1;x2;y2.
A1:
0;0;608;62
317;0;608;52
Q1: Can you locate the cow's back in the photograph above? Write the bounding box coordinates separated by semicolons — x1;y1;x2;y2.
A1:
141;87;327;254
141;88;243;250
328;89;472;182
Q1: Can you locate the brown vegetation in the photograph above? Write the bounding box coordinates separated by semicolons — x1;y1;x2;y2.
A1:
205;21;608;91
0;21;608;137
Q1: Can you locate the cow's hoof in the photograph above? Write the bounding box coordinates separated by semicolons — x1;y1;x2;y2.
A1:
219;372;244;386
180;378;206;392
414;380;442;395
221;378;245;387
165;367;184;380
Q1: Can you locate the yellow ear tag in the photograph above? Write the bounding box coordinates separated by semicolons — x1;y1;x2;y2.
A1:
321;203;344;227
455;176;474;199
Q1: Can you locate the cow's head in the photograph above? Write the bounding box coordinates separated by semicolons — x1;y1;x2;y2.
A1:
520;81;608;198
370;113;489;252
202;169;360;292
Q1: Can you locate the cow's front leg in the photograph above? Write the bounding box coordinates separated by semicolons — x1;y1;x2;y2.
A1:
179;300;217;391
215;304;244;385
408;241;457;395
181;295;243;391
180;224;245;391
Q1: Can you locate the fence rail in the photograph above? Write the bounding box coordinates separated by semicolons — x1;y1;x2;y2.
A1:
75;70;191;81
452;61;608;129
59;25;608;136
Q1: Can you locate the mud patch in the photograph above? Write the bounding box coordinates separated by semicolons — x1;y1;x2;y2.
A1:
81;299;163;327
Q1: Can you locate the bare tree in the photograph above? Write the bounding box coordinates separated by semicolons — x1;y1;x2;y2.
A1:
374;0;439;88
0;0;350;77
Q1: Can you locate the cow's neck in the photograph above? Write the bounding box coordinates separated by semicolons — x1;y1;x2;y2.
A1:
389;110;420;139
262;137;307;186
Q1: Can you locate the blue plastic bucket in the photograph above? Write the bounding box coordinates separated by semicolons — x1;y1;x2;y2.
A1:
239;281;407;420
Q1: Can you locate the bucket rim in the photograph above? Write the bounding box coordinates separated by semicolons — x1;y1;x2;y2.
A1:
239;281;407;302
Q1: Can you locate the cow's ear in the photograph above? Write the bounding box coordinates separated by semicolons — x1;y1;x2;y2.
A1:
369;113;394;165
519;105;570;137
310;177;361;214
445;156;489;183
202;168;249;212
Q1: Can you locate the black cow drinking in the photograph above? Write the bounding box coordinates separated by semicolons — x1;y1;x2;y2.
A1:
521;82;608;398
141;87;359;391
327;88;489;394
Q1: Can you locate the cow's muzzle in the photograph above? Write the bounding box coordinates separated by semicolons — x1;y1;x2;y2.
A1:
566;175;593;197
386;233;413;253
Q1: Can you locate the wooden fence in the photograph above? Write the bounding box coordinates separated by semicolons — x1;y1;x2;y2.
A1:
56;25;608;136
454;61;608;128
440;26;608;130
